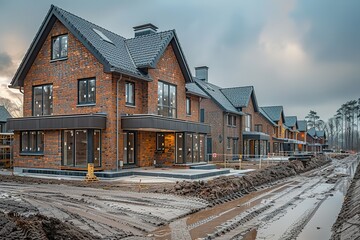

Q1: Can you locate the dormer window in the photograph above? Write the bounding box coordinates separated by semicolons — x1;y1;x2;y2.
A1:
52;34;68;60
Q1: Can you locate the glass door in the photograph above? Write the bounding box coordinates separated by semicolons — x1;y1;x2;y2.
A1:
176;133;184;164
123;132;136;165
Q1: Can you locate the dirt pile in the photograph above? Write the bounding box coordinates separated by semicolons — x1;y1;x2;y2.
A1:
0;211;100;240
331;154;350;160
165;156;329;202
331;156;360;240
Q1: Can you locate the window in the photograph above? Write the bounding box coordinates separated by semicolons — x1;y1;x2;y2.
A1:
21;131;44;154
200;109;205;123
62;130;101;167
245;115;251;131
186;97;191;115
227;115;236;127
52;34;68;60
227;138;231;149
33;84;53;116
78;78;96;105
158;81;176;118
255;124;263;132
156;133;165;151
125;82;135;106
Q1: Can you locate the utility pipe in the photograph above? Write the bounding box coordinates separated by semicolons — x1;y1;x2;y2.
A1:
116;74;123;172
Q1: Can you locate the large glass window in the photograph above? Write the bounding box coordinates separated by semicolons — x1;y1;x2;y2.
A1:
193;134;199;163
78;78;96;105
33;84;53;116
245;115;251;131
123;132;135;164
186;97;191;115
20;131;44;154
63;130;74;166
94;130;101;167
185;133;193;163
75;130;87;167
125;82;135;106
62;130;101;167
199;134;205;162
52;34;68;60
156;133;165;151
176;133;184;164
158;81;176;118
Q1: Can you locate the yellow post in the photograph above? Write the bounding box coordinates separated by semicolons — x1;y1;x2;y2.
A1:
239;154;242;170
85;163;99;182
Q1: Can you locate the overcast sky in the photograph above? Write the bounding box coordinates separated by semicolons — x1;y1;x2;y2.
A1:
0;0;359;120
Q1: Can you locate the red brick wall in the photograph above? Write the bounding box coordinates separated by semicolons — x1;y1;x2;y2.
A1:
199;96;241;161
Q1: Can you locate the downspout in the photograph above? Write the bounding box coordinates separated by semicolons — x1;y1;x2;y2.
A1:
116;74;123;171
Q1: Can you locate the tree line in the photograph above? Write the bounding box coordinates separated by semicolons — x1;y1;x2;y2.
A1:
306;98;360;151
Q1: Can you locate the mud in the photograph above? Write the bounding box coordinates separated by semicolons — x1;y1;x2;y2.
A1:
331;154;360;240
165;156;330;202
0;211;100;240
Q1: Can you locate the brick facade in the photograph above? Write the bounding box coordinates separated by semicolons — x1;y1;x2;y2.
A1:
13;19;202;170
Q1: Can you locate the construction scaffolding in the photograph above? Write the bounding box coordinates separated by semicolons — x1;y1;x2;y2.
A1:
0;133;14;168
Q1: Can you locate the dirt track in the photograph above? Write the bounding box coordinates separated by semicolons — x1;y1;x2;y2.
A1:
0;154;356;240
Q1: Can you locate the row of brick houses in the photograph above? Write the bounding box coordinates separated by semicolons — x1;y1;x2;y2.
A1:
7;5;326;172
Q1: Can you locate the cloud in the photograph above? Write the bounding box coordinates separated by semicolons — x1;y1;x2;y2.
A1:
0;52;16;77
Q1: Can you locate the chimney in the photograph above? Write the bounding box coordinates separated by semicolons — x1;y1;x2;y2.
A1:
133;23;158;37
195;66;209;82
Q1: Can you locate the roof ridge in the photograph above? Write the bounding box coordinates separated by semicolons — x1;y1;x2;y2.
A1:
125;29;175;41
53;5;126;40
221;85;254;90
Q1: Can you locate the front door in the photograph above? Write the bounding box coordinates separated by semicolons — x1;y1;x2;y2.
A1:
175;133;184;164
123;132;136;165
207;137;212;161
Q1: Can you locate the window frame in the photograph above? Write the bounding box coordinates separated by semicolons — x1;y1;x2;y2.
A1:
255;124;263;132
125;81;135;106
32;84;53;116
51;34;68;60
186;97;191;115
245;114;251;131
157;80;177;118
227;115;236;127
78;78;96;105
20;131;44;155
156;133;165;152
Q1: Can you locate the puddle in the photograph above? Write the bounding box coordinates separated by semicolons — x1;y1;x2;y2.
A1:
297;190;344;240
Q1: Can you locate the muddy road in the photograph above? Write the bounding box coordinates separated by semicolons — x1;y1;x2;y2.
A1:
153;154;359;239
0;154;357;240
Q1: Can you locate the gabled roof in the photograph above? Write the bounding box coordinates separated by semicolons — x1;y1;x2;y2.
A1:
261;106;285;123
285;116;298;128
185;82;209;98
194;78;242;115
0;106;12;122
316;130;325;138
307;127;316;137
297;120;307;132
11;5;193;87
259;108;277;126
220;86;259;112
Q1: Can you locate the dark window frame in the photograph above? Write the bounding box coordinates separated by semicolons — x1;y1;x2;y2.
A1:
255;124;263;132
78;78;96;105
61;129;102;167
51;34;68;60
200;109;205;123
158;80;177;118
156;133;165;151
20;131;44;155
186;97;191;115
32;84;53;116
125;81;135;106
227;115;236;127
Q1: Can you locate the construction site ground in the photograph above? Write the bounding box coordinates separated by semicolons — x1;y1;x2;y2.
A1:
0;154;359;240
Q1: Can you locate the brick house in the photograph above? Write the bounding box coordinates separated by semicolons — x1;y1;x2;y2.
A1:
260;106;288;154
296;120;307;152
306;128;327;152
7;5;210;171
284;116;306;153
193;67;273;160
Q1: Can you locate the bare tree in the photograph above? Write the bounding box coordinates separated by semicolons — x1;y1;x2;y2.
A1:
0;96;23;117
